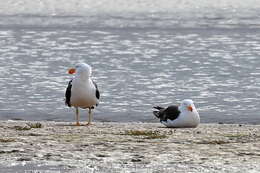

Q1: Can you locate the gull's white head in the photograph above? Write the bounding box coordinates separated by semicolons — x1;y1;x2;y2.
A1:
68;63;92;78
179;99;196;112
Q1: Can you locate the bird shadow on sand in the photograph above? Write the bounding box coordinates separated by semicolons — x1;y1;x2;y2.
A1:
156;126;195;129
55;123;92;127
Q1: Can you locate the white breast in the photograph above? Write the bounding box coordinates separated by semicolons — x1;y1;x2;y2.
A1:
70;79;98;108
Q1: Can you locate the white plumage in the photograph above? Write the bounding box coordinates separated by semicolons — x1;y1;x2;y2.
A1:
65;63;100;126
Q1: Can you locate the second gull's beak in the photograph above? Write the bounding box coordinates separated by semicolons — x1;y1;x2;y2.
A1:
187;106;193;112
68;68;76;74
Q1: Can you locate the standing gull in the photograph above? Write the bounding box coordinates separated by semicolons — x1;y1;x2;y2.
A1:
153;99;200;128
65;63;100;126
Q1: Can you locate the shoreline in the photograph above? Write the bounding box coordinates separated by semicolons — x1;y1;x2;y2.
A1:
1;120;260;172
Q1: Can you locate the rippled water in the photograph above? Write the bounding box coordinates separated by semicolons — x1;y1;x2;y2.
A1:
0;0;260;123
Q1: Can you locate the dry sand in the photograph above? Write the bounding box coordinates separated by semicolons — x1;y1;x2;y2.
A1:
0;120;260;173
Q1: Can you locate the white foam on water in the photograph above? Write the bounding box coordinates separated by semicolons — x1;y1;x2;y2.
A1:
0;0;260;16
0;0;260;28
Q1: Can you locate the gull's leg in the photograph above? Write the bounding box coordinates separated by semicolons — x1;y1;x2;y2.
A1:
86;108;92;125
75;107;80;126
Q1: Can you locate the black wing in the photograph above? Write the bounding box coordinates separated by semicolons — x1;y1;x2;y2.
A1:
164;105;181;121
65;79;73;107
153;105;180;121
92;80;100;100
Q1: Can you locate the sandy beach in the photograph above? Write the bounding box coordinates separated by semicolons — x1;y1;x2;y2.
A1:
0;120;260;173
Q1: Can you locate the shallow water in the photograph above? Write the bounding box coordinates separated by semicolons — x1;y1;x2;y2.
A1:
0;0;260;124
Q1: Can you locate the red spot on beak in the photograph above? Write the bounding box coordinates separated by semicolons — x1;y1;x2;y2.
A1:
187;106;193;112
68;68;76;74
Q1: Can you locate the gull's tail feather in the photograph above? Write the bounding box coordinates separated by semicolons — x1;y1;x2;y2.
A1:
153;106;164;110
153;106;165;119
153;111;160;118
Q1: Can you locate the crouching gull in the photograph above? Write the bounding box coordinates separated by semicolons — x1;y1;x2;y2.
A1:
153;99;200;128
65;63;100;126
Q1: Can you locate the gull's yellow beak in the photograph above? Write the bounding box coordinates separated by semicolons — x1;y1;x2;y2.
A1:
187;106;193;112
68;68;76;74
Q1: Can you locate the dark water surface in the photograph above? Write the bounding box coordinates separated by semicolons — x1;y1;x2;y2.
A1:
0;0;260;124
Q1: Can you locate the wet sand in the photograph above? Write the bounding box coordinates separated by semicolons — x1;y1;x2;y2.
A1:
0;120;260;173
